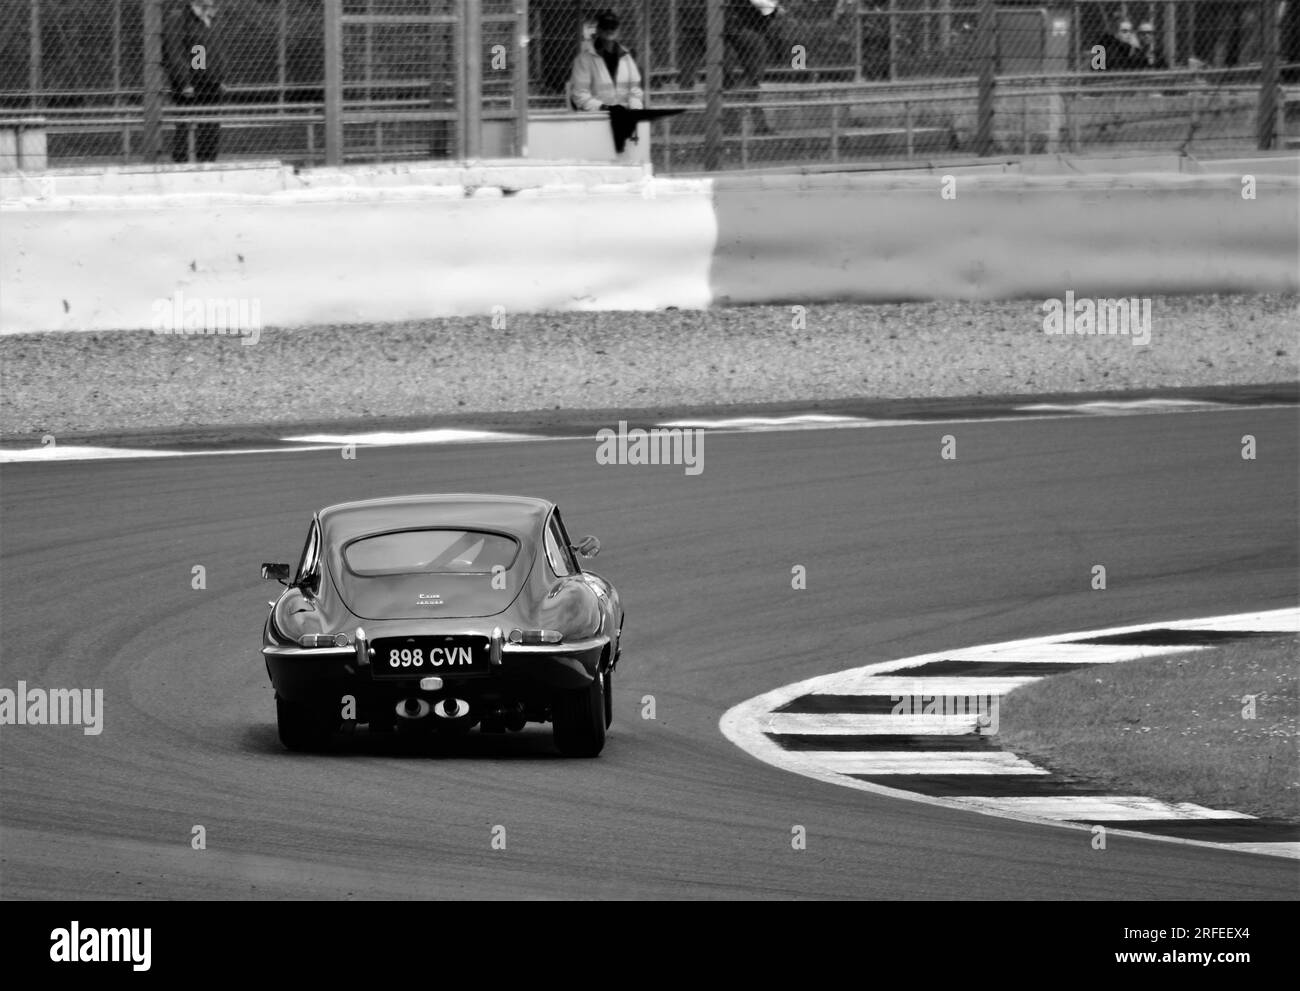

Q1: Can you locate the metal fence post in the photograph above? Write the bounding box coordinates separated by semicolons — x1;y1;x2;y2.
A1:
114;0;127;157
975;0;995;155
1258;0;1278;150
29;0;41;110
641;0;652;106
463;0;483;159
1163;1;1176;70
1073;1;1081;70
669;0;679;79
889;0;898;82
704;0;723;171
515;0;530;156
278;0;289;109
854;3;863;83
324;0;343;166
142;0;163;162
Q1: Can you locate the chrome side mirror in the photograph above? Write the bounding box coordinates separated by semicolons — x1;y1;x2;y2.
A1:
571;535;601;558
261;562;291;582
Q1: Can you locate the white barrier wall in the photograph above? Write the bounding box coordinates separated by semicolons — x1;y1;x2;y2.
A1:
0;181;716;333
708;172;1300;304
2;167;1297;334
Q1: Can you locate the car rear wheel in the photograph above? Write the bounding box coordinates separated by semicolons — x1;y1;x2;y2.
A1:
276;695;338;752
602;668;613;729
552;672;606;757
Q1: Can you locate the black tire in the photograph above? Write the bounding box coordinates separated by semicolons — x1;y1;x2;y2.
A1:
602;667;613;729
276;695;338;752
552;672;606;757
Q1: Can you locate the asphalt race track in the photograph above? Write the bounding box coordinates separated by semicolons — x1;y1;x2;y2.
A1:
1;407;1296;899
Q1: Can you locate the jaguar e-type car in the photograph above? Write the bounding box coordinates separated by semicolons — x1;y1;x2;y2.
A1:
260;494;623;756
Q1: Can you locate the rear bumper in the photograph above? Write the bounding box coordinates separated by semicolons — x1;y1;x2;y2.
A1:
263;637;606;705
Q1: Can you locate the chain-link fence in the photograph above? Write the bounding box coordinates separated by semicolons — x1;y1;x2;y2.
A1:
0;0;526;166
629;0;1297;171
0;0;1294;170
0;0;327;164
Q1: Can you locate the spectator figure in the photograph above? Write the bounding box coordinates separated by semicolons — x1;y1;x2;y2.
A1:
1284;1;1300;84
725;0;781;88
569;10;644;113
676;1;785;92
1196;0;1260;68
1115;20;1144;67
1237;4;1262;65
1136;22;1167;69
838;0;892;80
163;0;225;163
675;1;782;134
1095;19;1145;71
566;14;599;110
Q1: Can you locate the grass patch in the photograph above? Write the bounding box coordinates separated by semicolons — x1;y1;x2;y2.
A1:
996;635;1299;821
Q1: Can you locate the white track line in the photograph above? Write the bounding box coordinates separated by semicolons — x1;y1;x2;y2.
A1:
1017;399;1234;414
721;607;1300;860
3;402;1291;464
282;428;539;445
0;444;336;463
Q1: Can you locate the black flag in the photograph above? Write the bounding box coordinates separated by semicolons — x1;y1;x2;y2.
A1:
608;105;688;153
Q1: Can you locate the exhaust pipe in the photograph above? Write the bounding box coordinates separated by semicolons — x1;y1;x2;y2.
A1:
396;697;431;721
433;698;470;720
478;702;525;733
503;703;526;732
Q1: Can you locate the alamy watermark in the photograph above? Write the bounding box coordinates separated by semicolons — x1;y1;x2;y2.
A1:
595;421;704;476
891;691;999;734
0;682;103;735
151;289;261;345
50;922;150;971
1042;291;1151;346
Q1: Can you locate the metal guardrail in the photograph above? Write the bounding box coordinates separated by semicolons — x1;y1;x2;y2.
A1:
648;74;1296;171
6;74;1292;170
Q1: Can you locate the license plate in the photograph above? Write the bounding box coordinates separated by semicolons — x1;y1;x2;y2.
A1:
370;636;490;678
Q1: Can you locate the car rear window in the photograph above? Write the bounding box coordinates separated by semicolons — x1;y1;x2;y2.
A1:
343;529;519;576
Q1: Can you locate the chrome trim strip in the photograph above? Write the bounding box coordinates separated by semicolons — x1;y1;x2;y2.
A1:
501;635;607;656
262;645;355;659
355;627;368;667
265;636;606;661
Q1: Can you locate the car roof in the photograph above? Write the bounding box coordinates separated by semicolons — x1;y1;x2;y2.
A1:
318;494;554;545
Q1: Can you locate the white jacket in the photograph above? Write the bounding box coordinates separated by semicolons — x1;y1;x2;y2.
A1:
569;45;643;112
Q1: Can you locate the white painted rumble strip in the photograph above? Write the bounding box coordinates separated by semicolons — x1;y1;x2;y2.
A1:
720;607;1300;860
1219;842;1300;857
1173;613;1300;632
932;643;1213;664
807;676;1040;695
958;796;1256;821
788;751;1048;775
765;713;987;735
